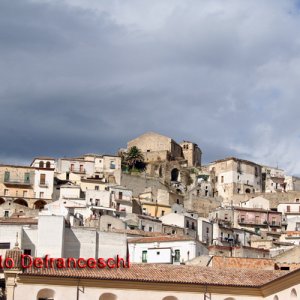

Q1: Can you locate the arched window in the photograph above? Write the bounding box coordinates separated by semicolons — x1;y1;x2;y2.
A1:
291;289;297;299
46;161;51;169
99;293;117;300
37;288;55;300
171;168;179;181
39;161;44;168
273;296;279;300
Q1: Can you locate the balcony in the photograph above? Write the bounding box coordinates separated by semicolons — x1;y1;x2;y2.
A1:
69;167;86;174
3;177;33;187
269;222;281;227
238;219;268;227
216;219;232;228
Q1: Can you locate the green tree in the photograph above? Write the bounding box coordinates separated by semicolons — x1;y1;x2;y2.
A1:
125;146;146;171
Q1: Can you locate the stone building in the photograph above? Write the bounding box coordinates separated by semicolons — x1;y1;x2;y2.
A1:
261;166;285;193
127;132;183;163
56;154;121;186
180;141;201;167
0;164;53;209
208;157;263;203
126;132;202;189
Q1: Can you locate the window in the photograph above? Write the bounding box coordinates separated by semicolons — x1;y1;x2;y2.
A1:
110;160;116;169
287;205;291;212
95;186;99;191
24;172;30;183
149;227;153;232
4;211;9;218
79;164;84;172
23;190;27;197
118;192;123;199
4;189;9;196
186;220;190;228
46;161;51;169
24;249;31;255
107;224;112;231
191;222;195;230
221;176;224;183
156;251;160;255
70;164;74;171
0;243;10;249
142;225;145;231
39;192;44;198
174;249;180;262
142;250;147;263
4;171;10;182
40;174;46;185
39;161;44;168
161;210;165;216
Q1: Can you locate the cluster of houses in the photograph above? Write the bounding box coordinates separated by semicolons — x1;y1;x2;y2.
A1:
2;132;300;299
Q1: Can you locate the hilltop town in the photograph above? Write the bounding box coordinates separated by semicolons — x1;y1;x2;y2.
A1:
2;131;300;299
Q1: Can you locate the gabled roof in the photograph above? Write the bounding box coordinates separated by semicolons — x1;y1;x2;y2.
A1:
20;263;290;288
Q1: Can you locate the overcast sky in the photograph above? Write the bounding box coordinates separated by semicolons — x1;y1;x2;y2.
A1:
1;0;300;174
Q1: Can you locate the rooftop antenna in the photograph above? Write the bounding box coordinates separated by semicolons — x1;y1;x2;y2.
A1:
14;232;19;249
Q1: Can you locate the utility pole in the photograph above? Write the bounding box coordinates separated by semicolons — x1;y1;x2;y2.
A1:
204;285;211;299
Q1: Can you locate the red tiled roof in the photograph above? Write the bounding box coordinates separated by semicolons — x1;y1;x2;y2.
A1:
22;263;289;287
128;235;195;243
212;256;275;270
0;218;38;225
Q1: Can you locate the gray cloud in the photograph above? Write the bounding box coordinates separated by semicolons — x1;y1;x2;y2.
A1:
1;0;300;174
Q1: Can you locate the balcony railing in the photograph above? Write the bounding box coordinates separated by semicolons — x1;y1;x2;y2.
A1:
269;222;281;227
69;167;86;174
3;177;33;186
238;219;268;226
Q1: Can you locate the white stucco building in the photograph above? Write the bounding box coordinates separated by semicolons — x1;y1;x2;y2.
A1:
128;235;207;264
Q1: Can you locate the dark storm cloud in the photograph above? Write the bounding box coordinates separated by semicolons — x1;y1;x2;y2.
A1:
1;0;300;174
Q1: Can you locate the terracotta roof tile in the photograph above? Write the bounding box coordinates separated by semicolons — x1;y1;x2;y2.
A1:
0;218;38;225
212;256;275;270
22;263;289;287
